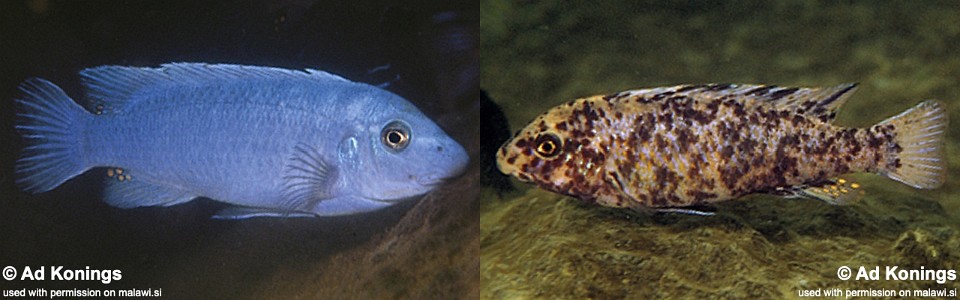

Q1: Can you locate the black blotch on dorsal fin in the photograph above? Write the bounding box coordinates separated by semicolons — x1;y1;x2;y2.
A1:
731;83;859;122
805;83;859;122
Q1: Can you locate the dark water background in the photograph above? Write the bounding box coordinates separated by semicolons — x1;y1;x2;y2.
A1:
482;1;960;298
1;0;478;298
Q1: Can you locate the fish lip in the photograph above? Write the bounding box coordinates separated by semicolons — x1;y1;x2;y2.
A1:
416;175;447;187
368;196;403;204
364;176;450;204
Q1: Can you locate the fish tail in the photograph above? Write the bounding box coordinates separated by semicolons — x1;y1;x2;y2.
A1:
873;100;947;189
15;78;91;193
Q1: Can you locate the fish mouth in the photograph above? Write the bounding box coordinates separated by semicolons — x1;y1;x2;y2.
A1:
368;196;406;204
364;176;450;204
495;158;517;176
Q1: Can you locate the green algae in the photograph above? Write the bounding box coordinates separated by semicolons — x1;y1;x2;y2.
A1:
481;0;960;298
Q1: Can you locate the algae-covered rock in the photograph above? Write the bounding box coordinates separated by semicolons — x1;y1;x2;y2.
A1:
892;227;959;271
482;188;960;298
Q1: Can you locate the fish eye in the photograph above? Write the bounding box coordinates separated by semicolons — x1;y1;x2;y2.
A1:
534;133;562;158
381;120;411;152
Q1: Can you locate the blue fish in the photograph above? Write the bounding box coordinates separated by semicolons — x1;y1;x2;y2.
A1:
15;63;469;218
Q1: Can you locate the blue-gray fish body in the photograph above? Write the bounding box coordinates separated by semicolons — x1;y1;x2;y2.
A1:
16;63;468;218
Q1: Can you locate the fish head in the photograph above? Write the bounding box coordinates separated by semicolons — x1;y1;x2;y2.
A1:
497;98;607;198
347;96;469;202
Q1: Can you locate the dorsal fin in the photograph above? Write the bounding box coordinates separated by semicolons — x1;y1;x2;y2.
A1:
79;63;350;113
741;83;858;123
610;83;858;123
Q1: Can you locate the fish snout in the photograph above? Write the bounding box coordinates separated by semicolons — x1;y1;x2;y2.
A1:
402;135;467;190
495;143;521;176
436;138;469;177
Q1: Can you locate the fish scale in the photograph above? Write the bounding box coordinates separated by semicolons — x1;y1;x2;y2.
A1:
90;94;307;207
498;83;947;212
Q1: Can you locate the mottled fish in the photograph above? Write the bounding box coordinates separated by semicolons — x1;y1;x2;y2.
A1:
497;83;947;213
16;63;468;218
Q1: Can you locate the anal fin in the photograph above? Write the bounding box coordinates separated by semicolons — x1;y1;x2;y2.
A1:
103;168;197;208
784;178;864;205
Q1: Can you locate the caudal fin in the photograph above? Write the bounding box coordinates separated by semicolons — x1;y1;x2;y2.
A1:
15;78;90;193
874;100;947;189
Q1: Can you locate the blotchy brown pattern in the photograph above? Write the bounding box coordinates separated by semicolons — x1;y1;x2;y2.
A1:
498;83;946;209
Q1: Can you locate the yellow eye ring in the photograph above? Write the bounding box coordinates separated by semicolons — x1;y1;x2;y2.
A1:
535;133;562;158
381;120;411;151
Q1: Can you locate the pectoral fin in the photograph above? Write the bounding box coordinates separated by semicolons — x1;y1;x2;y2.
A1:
281;144;338;211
